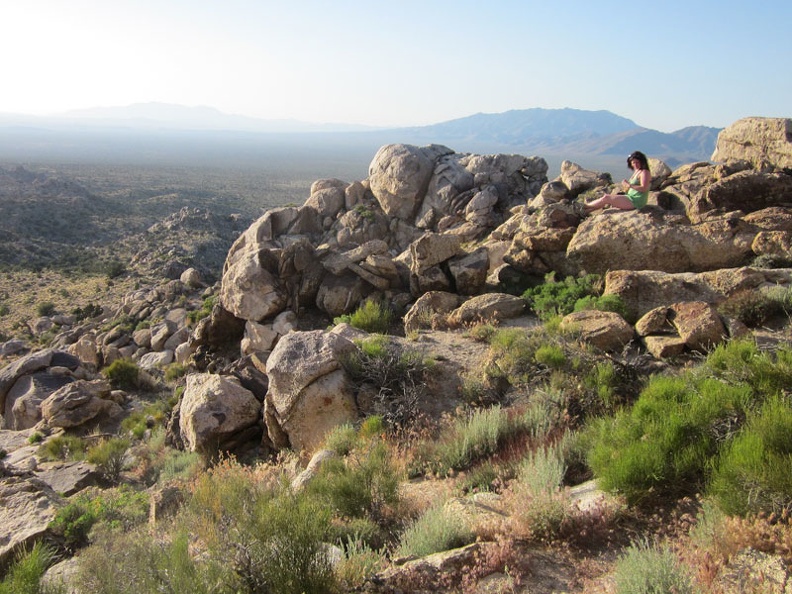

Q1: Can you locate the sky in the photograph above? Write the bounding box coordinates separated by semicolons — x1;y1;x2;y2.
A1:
2;0;790;133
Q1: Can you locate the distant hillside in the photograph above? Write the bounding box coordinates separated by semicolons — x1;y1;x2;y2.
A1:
398;108;639;143
389;108;721;166
0;105;721;176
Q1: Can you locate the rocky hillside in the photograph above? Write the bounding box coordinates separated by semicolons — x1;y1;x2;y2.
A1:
1;116;792;593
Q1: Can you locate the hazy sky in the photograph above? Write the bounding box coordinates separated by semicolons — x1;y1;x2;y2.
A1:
3;0;790;132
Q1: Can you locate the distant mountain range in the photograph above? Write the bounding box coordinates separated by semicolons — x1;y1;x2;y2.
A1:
0;103;721;171
387;109;721;166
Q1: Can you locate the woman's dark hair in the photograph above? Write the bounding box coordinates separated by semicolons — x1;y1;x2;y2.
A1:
627;151;649;171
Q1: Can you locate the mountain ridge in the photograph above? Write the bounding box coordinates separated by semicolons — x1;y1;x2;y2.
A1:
0;104;720;161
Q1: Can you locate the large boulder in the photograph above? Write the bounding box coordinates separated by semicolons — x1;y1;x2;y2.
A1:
636;301;727;357
4;372;74;430
447;293;525;326
559;310;634;352
689;170;792;222
264;330;358;453
40;379;122;429
368;144;453;221
0;475;63;573
566;210;755;275
604;267;792;322
178;373;261;455
711;117;792;171
219;249;288;322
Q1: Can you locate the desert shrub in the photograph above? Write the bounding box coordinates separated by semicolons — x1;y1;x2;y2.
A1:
0;542;58;594
717;287;792;327
395;502;475;558
459;372;502;406
334;299;393;334
158;448;203;482
306;438;401;523
486;327;538;383
335;533;386;590
76;529;235;594
700;338;792;396
573;293;628;318
587;372;755;504
752;253;792;269
86;437;130;483
121;400;170;439
187;295;217;325
324;422;359;456
71;302;102;322
522;272;602;321
534;344;566;368
687;499;792;575
103;358;140;390
430;406;518;475
164;362;187;382
613;539;696;594
36;301;56;317
50;485;149;551
458;460;508;494
464;322;498;343
186;461;337;594
581;360;620;413
343;336;427;429
508;441;571;541
103;260;126;279
27;431;44;444
708;395;792;516
38;434;87;461
0;303;9;317
518;443;566;498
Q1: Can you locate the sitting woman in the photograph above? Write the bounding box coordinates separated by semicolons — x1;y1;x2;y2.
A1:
585;151;651;213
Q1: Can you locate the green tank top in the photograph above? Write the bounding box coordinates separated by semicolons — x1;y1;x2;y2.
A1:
626;170;649;208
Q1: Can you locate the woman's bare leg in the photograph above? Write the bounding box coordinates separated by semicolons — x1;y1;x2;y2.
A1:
584;193;635;212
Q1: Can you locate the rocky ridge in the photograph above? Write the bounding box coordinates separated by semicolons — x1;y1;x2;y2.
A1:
1;116;792;591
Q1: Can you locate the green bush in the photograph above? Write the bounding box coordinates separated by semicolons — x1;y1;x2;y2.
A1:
103;359;140;390
187;295;217;325
335;533;386;591
394;503;475;558
573;293;628;318
522;273;601;321
121;401;169;439
486;327;538;384
709;395;792;516
306;439;401;522
613;539;696;594
587;372;754;504
324;423;359;456
38;435;87;461
49;486;149;551
699;339;792;397
587;340;792;507
76;529;235;594
186;462;337;594
431;406;517;474
164;362;188;382
87;438;130;483
0;542;57;594
334;299;393;334
534;344;567;368
36;301;56;317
